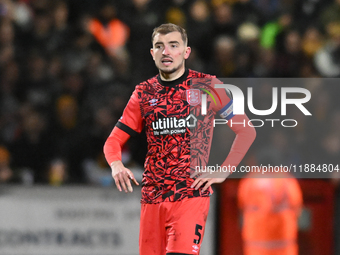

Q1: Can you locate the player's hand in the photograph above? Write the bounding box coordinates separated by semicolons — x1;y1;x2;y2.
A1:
191;177;226;192
110;161;139;193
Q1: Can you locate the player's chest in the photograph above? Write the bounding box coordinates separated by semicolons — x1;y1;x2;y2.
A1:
140;87;189;118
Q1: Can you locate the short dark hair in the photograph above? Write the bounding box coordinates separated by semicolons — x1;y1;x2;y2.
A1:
151;23;188;45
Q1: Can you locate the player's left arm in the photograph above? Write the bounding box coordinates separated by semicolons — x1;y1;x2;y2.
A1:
191;84;256;191
191;114;256;191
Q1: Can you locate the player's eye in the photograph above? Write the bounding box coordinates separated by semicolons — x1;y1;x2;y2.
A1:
171;44;178;48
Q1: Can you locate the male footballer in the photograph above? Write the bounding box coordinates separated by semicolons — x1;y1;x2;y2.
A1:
104;23;256;255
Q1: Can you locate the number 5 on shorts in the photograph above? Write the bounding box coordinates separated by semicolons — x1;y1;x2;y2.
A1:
193;224;203;244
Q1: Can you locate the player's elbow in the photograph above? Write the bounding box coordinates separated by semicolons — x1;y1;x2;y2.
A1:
103;136;116;157
239;124;256;143
248;125;256;143
103;139;110;157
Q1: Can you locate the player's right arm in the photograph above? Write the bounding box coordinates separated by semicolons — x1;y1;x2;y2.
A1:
103;89;144;192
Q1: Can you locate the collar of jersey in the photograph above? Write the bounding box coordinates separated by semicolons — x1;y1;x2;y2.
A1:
157;69;189;88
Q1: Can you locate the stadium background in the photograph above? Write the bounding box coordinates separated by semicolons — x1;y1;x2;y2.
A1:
0;0;339;254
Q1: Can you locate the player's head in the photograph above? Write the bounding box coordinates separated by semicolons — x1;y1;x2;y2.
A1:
150;23;191;79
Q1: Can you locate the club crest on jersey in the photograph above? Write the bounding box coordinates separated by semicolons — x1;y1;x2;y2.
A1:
186;89;201;106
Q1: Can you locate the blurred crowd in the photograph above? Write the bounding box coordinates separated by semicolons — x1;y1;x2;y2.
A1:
0;0;340;185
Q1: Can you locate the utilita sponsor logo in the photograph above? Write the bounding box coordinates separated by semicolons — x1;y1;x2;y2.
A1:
151;114;197;136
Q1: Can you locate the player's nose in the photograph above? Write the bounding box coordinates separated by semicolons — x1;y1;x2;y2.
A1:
162;45;170;55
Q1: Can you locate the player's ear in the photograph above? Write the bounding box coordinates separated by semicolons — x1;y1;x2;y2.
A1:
184;46;191;60
150;48;155;60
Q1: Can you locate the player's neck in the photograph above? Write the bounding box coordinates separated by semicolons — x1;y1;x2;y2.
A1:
159;66;186;82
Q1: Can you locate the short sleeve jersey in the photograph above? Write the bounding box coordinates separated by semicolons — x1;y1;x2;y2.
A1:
117;69;232;204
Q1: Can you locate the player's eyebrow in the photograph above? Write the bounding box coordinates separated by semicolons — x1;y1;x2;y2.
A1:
154;41;180;45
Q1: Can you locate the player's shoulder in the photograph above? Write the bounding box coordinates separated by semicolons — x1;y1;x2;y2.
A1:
188;69;216;79
134;74;159;91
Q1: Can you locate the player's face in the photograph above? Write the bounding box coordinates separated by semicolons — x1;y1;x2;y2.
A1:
151;31;191;79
